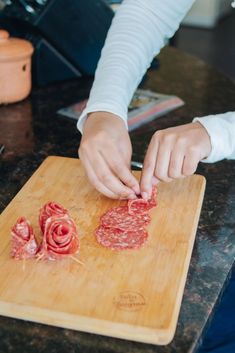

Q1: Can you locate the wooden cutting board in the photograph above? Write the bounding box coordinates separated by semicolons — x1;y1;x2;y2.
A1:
0;156;206;345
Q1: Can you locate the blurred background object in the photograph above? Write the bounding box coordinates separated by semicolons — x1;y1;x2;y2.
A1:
176;0;235;80
182;0;233;28
0;29;34;104
0;0;234;84
0;1;4;10
0;0;114;86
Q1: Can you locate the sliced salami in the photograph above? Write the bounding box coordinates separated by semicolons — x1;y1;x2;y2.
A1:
101;206;150;231
95;186;158;251
11;217;39;259
39;201;68;234
95;226;148;250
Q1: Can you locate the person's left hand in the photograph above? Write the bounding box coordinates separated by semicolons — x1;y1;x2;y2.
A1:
140;122;212;199
79;112;139;199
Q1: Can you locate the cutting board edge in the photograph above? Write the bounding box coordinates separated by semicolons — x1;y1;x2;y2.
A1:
167;174;206;337
0;156;77;218
0;156;207;345
0;301;174;345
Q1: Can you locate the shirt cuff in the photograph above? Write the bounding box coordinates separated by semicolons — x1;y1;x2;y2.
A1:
77;104;128;134
193;113;234;163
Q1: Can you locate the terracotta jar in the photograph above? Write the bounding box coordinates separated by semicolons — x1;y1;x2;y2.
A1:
0;30;34;104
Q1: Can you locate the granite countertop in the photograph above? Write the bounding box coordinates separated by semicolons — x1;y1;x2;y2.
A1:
0;46;235;353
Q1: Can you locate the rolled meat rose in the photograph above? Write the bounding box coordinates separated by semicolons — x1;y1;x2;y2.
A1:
40;216;80;260
11;216;39;259
39;201;68;233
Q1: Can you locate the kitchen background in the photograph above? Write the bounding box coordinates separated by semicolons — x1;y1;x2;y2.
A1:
0;0;234;82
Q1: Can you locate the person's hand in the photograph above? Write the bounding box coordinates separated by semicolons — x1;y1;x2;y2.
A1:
140;122;212;199
78;112;140;199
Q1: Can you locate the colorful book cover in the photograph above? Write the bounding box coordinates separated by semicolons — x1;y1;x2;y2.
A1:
57;89;184;131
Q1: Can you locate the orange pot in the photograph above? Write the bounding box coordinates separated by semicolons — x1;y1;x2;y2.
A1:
0;30;34;104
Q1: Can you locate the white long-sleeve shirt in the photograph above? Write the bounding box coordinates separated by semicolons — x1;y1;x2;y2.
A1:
77;0;235;163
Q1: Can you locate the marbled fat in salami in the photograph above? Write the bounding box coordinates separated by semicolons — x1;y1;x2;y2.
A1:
95;186;157;250
39;201;68;233
11;217;39;259
101;206;150;231
95;226;148;250
39;215;80;260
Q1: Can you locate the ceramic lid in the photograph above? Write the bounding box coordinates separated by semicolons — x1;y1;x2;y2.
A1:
0;30;34;62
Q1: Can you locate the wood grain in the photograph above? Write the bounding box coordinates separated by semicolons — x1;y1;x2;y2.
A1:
0;156;206;345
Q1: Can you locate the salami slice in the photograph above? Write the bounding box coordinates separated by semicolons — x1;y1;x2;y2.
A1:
95;226;148;250
101;206;150;231
11;217;39;259
39;215;79;260
39;201;68;233
95;186;158;251
128;186;157;214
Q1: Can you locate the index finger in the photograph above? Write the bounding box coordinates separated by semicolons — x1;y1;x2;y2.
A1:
102;150;140;195
140;138;159;199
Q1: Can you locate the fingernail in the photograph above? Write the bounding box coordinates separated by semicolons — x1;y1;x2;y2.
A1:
132;185;140;195
129;194;137;200
141;192;149;200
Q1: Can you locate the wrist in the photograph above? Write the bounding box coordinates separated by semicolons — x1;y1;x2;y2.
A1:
85;111;127;129
193;121;212;159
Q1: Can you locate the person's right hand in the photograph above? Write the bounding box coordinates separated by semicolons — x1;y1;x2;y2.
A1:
78;112;140;199
140;122;212;199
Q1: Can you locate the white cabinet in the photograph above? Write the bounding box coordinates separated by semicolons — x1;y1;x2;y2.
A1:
182;0;233;28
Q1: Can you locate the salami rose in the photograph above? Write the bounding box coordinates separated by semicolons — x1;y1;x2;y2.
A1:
39;201;68;233
40;216;79;260
11;217;39;259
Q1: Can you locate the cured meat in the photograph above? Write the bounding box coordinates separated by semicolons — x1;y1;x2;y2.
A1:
39;215;79;260
95;186;158;251
95;226;148;250
11;201;80;263
11;217;39;259
39;201;68;233
128;186;157;214
101;206;150;231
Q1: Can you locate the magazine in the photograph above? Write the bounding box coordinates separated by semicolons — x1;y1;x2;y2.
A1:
57;89;184;131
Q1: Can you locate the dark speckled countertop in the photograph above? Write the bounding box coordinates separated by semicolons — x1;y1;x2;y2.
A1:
0;47;235;353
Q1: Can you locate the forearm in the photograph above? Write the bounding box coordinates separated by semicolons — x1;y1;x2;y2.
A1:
77;0;195;132
194;112;235;162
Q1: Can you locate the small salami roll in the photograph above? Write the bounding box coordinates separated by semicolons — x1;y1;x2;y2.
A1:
11;217;39;259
